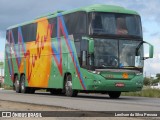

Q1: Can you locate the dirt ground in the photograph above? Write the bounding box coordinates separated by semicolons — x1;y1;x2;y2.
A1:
0;100;158;120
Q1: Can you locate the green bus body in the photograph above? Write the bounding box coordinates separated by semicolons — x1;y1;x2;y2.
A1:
5;4;153;98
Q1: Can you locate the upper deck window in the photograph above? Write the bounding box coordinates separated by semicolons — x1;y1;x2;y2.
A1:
21;23;37;42
89;12;142;38
63;12;87;35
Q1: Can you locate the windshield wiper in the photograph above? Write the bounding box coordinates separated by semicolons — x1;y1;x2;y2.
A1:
122;66;143;69
89;33;142;39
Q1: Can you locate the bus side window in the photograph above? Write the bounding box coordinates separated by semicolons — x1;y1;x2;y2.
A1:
93;15;102;29
63;12;87;35
48;18;57;38
6;30;9;43
12;28;18;44
21;23;37;42
63;14;70;34
73;12;87;34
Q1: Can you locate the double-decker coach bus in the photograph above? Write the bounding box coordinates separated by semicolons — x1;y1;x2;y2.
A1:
5;4;153;98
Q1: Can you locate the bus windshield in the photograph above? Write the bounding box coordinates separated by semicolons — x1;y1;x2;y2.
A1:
89;12;142;38
94;39;144;68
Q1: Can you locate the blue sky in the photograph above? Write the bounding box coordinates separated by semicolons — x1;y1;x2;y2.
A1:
0;0;160;76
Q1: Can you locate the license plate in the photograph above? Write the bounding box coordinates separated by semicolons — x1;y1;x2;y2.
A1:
115;83;125;87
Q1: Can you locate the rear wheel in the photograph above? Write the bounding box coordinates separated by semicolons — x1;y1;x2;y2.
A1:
20;75;29;93
14;75;21;93
108;91;121;99
65;75;78;97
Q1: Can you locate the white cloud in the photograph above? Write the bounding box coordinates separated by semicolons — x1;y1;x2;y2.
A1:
158;54;160;59
144;61;160;76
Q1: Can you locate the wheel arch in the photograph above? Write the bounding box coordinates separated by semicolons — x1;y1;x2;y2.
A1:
13;73;19;83
20;73;25;81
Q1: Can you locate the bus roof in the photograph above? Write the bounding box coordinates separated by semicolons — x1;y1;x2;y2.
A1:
63;4;139;15
7;4;139;30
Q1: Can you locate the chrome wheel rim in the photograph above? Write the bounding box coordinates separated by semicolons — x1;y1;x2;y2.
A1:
15;77;19;91
21;77;25;92
65;80;72;95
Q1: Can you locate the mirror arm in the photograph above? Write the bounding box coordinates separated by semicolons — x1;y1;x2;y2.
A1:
136;41;145;56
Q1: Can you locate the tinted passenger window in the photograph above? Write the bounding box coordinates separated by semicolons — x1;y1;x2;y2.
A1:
48;18;57;38
12;28;18;44
63;12;87;35
21;23;37;42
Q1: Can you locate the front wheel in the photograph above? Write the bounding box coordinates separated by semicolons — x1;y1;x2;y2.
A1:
65;75;78;97
14;75;21;93
108;91;121;99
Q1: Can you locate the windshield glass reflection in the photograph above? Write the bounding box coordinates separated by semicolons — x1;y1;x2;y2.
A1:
93;39;144;69
94;39;118;68
89;12;142;37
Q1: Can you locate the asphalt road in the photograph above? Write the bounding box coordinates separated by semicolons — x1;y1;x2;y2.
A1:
0;90;160;111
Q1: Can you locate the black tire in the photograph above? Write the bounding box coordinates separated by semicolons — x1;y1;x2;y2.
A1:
14;75;21;93
13;76;16;90
20;74;29;93
108;91;121;99
65;75;78;97
20;75;35;94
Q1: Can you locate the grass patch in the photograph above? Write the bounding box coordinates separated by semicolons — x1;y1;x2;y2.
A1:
1;84;13;90
36;89;47;92
122;88;160;98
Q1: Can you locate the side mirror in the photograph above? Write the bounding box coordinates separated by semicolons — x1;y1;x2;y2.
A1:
136;41;154;60
149;45;154;58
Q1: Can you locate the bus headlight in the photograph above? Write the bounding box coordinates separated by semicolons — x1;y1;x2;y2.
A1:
88;70;100;74
136;73;142;76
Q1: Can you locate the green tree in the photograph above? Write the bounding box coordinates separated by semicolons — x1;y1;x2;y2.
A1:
151;73;160;85
0;62;4;68
156;73;160;79
151;79;160;85
0;62;4;78
143;77;151;86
